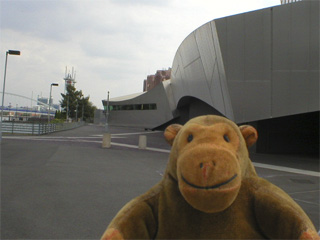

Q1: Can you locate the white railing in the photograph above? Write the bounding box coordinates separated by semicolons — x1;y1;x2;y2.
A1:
1;121;85;135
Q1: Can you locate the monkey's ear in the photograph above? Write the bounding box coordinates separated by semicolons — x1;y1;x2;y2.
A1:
239;125;258;148
164;124;182;146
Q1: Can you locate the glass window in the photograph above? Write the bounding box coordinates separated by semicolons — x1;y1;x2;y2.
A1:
109;103;157;111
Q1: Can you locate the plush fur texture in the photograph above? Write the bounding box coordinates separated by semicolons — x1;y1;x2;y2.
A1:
101;115;319;240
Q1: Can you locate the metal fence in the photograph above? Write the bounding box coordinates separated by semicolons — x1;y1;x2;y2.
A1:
1;121;85;135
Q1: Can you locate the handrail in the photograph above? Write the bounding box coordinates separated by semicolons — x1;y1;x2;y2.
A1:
1;121;85;135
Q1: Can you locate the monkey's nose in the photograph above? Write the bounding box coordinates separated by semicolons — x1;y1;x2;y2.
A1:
199;162;216;181
199;161;216;169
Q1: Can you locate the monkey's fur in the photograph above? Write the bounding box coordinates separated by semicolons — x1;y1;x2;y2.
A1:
102;115;319;240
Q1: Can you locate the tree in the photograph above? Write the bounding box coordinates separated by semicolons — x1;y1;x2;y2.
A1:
59;85;96;122
55;110;64;119
77;95;97;122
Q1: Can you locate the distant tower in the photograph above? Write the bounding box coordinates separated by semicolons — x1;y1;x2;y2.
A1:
64;66;76;93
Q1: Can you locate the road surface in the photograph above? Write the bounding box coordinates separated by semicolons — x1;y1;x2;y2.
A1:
1;124;319;239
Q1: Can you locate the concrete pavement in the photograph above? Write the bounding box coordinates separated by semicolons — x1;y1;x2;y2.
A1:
1;124;319;239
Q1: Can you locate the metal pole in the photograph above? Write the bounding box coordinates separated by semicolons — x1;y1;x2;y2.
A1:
66;96;69;122
48;84;52;124
105;91;110;132
1;51;9;123
8;103;11;121
82;99;84;121
76;101;78;122
1;50;20;125
107;91;110;117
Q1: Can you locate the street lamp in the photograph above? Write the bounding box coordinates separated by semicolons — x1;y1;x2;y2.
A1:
0;50;20;142
48;83;59;124
1;50;21;123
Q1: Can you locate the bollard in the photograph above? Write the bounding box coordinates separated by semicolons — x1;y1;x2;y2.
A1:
102;133;111;148
138;135;147;149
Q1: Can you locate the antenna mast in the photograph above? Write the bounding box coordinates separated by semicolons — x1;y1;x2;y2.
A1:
64;66;77;93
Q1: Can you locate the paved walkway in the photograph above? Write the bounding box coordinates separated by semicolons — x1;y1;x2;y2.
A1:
1;124;319;239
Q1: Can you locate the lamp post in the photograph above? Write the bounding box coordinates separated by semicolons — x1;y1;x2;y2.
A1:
1;50;20;123
48;83;59;124
15;104;18;120
105;91;110;132
75;100;78;122
66;96;69;122
81;97;84;121
8;103;11;121
0;50;20;142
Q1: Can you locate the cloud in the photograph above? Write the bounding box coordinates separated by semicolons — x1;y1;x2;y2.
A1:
110;0;171;7
1;1;76;41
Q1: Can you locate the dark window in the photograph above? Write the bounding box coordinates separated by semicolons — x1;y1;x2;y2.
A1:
110;103;157;111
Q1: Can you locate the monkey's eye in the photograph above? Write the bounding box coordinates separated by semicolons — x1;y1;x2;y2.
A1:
187;134;193;143
223;134;230;143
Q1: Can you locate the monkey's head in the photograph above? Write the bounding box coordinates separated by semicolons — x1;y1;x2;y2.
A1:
164;115;258;213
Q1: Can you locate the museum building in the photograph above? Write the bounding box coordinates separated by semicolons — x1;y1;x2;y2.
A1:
102;0;319;155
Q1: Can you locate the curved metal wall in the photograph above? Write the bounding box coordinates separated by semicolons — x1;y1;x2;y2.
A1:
105;83;174;128
170;21;234;121
171;0;319;123
102;1;319;128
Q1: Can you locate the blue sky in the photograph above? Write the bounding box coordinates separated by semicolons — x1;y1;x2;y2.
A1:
0;0;279;108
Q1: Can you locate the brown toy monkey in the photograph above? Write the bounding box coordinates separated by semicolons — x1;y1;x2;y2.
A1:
101;115;319;239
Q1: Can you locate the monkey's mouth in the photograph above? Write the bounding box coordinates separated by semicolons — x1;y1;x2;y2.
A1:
181;174;238;190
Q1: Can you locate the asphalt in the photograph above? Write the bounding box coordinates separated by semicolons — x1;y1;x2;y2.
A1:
1;124;319;239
